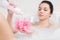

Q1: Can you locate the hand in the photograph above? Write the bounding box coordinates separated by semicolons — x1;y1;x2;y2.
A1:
7;0;16;8
7;0;16;14
6;0;22;15
8;9;13;14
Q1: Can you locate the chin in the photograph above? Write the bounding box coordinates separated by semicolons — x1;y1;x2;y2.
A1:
39;17;44;19
40;18;45;21
39;17;46;21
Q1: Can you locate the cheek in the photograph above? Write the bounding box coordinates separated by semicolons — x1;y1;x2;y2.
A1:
44;13;51;19
38;10;51;19
44;10;51;17
40;13;51;19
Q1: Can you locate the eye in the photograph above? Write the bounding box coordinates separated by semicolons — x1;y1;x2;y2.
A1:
39;7;41;11
44;9;47;11
39;8;41;11
44;8;47;11
38;7;41;11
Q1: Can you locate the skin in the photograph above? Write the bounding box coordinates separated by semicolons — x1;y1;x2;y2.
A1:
0;1;58;40
7;9;18;33
0;1;16;40
38;3;51;21
7;0;18;33
7;2;57;33
0;3;51;40
37;3;52;28
7;3;52;32
5;1;58;40
0;14;14;40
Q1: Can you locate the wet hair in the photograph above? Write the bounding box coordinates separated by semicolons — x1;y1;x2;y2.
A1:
40;0;53;14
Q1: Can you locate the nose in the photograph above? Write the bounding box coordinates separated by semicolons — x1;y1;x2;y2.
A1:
39;10;43;14
40;9;44;12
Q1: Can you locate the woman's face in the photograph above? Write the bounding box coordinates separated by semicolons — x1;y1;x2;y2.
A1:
38;3;51;21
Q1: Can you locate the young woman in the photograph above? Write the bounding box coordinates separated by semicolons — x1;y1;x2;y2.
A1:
7;0;58;40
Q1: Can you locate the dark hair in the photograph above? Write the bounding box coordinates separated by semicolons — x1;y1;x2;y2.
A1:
40;0;53;14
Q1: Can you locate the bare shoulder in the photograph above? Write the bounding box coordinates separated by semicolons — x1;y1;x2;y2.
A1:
50;23;59;30
31;23;38;27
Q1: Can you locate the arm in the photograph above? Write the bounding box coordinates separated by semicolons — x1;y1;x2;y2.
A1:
7;1;18;33
0;14;14;40
7;9;13;26
7;9;18;33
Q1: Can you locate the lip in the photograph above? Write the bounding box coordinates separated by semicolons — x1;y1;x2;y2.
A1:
39;14;44;16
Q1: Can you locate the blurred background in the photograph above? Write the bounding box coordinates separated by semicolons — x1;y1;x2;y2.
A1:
0;0;60;27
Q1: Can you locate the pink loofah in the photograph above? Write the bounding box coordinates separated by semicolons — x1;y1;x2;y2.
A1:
15;18;32;34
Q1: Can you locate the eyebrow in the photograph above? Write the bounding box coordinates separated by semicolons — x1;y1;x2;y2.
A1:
39;6;40;8
39;7;41;9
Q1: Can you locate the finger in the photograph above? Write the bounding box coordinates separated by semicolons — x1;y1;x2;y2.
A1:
7;0;9;2
9;2;16;8
7;9;13;14
8;9;12;12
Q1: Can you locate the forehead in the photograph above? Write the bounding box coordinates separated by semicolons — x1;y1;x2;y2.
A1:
39;3;50;9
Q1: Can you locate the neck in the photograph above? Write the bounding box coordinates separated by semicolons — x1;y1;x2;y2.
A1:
38;19;50;28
